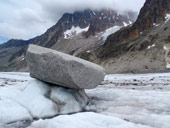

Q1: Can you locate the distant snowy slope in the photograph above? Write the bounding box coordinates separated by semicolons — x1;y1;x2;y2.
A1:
101;26;122;41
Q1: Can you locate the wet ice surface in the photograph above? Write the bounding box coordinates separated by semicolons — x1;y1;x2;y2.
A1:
101;73;170;90
0;72;170;128
0;72;31;86
86;73;170;128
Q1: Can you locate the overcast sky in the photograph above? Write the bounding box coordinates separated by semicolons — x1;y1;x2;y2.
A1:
0;0;145;44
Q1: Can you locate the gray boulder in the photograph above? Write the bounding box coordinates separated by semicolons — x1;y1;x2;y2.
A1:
26;44;105;89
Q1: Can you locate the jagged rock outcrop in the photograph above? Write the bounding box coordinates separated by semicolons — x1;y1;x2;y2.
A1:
135;0;170;30
26;45;105;89
86;10;137;37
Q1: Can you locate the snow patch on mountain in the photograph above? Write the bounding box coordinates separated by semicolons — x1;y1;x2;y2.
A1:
165;14;170;23
101;26;122;41
129;21;132;24
64;26;89;39
153;23;160;26
123;22;128;26
147;44;155;49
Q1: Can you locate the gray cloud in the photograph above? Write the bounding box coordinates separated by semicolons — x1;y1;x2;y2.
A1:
0;0;145;41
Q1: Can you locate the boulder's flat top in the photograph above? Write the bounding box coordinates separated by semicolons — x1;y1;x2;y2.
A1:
28;44;104;71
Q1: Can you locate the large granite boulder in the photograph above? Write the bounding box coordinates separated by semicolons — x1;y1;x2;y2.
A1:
26;44;105;89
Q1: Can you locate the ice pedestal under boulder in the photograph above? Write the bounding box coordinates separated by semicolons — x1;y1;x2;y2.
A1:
26;44;105;89
0;79;89;124
50;87;89;114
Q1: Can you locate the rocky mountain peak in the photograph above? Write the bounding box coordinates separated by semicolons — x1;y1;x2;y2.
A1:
57;9;94;31
85;9;137;37
56;9;137;39
0;8;137;49
103;0;170;48
134;0;170;32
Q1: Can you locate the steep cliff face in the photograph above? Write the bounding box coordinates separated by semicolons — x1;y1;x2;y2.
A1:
136;0;170;27
95;0;170;59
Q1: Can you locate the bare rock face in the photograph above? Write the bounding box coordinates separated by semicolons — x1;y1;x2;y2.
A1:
26;44;105;89
98;0;170;59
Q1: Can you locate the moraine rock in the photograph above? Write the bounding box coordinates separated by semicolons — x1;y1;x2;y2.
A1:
26;44;105;89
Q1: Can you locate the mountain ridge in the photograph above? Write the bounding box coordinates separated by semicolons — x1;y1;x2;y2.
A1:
0;8;137;72
77;0;170;73
0;9;137;49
